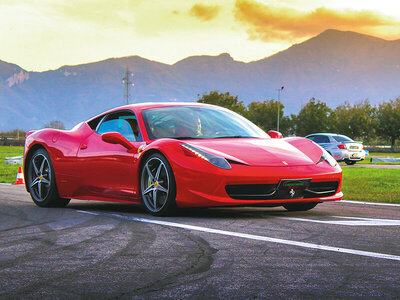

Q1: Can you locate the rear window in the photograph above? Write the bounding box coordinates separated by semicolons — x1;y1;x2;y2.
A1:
313;135;330;143
332;135;353;143
87;114;105;130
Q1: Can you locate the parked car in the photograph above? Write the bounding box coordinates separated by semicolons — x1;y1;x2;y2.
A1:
305;133;365;165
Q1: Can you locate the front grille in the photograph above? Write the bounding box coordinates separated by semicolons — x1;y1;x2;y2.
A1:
225;181;339;200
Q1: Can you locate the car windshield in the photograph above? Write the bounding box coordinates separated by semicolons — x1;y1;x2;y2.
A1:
332;135;354;143
142;106;269;140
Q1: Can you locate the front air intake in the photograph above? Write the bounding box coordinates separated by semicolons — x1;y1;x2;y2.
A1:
225;181;339;200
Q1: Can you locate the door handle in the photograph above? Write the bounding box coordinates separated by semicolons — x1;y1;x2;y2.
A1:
80;144;87;150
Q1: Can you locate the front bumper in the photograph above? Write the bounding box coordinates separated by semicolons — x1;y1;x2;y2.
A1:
173;161;343;208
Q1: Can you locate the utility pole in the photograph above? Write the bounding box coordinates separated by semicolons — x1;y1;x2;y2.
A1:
122;67;134;105
276;86;284;132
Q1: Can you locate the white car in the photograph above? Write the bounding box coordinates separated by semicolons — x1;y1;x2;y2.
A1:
306;133;365;165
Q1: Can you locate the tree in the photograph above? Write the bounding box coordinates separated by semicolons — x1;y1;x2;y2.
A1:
0;129;27;139
376;97;400;150
197;91;247;115
331;100;377;141
44;120;65;130
246;100;291;135
294;98;333;136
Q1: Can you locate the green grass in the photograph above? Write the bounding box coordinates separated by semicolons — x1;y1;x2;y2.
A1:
0;146;24;183
341;167;400;203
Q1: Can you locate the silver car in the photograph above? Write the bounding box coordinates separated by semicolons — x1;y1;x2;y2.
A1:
305;133;365;165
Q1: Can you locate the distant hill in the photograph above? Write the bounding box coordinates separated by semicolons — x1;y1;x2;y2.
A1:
1;29;400;131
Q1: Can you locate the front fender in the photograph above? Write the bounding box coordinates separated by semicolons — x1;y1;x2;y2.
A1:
284;137;323;164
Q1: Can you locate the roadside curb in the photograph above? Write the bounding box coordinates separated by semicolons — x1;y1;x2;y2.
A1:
341;200;400;207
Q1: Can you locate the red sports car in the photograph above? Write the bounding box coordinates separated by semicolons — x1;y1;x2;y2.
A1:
24;103;342;216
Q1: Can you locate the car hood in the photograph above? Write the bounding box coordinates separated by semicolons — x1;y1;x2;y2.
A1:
186;138;322;167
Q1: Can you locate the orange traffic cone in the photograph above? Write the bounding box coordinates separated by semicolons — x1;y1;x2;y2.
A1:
12;167;25;185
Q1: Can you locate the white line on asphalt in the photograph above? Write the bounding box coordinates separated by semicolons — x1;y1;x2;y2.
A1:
76;210;102;215
76;210;400;262
0;183;12;186
341;200;400;207
277;216;400;226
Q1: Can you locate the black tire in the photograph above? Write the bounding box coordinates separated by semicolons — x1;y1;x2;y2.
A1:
345;160;356;165
140;153;177;216
27;148;70;208
283;202;318;212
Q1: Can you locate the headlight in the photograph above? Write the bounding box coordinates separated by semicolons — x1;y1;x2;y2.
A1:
317;148;337;167
180;143;231;169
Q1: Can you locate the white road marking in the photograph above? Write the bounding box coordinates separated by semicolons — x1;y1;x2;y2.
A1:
277;216;400;226
76;210;101;216
76;210;400;262
341;200;400;207
0;183;12;186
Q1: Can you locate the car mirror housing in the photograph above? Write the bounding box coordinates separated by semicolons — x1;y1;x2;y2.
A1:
101;132;136;152
268;130;283;139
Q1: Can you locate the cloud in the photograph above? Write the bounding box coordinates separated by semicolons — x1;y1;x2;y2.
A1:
49;0;139;28
234;0;400;42
189;3;220;21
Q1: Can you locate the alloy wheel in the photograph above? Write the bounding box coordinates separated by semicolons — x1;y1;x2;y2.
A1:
29;154;51;202
141;157;170;213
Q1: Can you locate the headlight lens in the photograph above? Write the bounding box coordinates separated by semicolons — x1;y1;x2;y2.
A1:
317;148;337;167
180;143;231;169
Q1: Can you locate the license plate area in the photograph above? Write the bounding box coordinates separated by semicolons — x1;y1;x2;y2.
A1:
275;179;311;199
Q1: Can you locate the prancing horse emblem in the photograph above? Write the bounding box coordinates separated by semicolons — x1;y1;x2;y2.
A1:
289;189;295;198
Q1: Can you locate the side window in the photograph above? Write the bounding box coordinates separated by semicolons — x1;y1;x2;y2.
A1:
87;114;105;130
97;111;142;142
307;135;315;141
314;135;330;143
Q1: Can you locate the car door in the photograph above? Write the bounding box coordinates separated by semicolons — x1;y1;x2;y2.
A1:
76;110;144;201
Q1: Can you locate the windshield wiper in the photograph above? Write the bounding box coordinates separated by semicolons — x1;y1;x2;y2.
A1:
165;135;256;140
214;135;254;139
167;136;206;140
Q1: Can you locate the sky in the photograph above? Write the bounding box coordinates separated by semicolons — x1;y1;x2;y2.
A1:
1;0;400;71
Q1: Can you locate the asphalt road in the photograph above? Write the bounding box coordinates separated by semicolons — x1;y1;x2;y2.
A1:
1;184;400;299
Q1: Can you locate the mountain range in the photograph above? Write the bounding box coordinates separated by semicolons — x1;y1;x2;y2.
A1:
1;29;400;131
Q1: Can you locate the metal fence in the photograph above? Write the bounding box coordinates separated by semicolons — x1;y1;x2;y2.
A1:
0;139;25;147
364;145;400;153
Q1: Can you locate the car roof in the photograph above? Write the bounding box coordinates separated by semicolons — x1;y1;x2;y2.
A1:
306;133;343;137
86;102;219;123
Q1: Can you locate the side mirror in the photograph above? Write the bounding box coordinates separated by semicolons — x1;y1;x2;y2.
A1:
268;130;283;139
101;132;136;152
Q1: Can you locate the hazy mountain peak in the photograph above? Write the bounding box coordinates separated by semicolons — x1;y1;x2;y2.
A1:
1;30;400;131
0;60;25;79
173;52;234;66
315;28;387;43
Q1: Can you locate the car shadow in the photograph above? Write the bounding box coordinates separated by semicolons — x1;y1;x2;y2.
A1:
67;199;333;220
